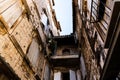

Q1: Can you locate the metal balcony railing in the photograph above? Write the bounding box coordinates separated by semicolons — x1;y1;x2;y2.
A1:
90;0;111;42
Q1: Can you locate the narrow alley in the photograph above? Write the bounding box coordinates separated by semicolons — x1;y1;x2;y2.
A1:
0;0;120;80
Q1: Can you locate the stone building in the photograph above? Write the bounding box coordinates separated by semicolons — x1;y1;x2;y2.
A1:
0;0;120;80
77;0;120;80
0;0;60;80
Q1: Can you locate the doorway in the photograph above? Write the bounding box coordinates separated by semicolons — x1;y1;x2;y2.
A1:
62;72;70;80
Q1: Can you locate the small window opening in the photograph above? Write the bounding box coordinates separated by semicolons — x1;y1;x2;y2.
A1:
62;49;70;55
42;8;47;16
35;75;41;80
40;22;45;30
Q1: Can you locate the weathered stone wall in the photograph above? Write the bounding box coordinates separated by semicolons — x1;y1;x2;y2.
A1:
34;0;59;36
0;0;57;80
81;28;100;80
56;45;79;56
0;34;35;80
0;0;35;79
78;0;116;79
22;0;47;45
10;15;33;54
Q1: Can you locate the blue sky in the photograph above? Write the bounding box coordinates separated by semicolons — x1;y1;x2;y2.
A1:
53;0;72;35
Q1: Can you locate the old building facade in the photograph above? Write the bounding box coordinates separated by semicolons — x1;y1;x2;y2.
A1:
0;0;60;80
77;0;120;80
0;0;120;80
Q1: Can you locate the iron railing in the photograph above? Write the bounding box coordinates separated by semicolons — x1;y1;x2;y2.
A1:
90;0;111;42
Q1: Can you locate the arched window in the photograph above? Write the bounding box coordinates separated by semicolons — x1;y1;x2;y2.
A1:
62;49;70;55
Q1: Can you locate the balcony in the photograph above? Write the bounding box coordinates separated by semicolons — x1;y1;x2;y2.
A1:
48;34;80;68
50;54;80;68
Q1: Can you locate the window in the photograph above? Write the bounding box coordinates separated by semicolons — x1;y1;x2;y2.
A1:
27;38;40;69
35;75;41;80
40;22;45;31
62;49;70;55
49;29;54;37
98;0;106;21
42;8;47;16
41;8;50;37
